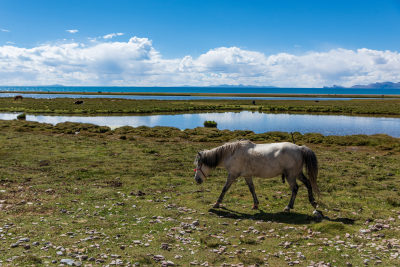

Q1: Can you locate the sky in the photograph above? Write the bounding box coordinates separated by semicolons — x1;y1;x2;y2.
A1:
0;0;400;87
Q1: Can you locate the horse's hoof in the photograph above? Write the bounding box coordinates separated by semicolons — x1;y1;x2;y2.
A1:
283;206;291;212
313;210;323;220
312;202;318;209
213;203;220;208
252;205;258;210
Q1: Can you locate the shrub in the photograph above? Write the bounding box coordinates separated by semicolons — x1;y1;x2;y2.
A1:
17;113;26;120
204;120;218;128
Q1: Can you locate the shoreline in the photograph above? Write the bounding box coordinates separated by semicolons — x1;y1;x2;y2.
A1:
1;90;399;98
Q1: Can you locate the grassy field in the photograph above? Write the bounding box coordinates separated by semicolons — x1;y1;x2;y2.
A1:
1;120;400;266
1;97;400;116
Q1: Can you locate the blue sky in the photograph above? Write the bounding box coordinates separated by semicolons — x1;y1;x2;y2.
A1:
0;0;400;86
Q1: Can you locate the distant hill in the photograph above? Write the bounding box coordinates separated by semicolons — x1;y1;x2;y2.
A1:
324;82;400;89
350;82;400;89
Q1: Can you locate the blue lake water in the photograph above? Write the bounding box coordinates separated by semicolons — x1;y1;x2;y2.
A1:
1;111;400;137
1;86;400;95
0;92;379;101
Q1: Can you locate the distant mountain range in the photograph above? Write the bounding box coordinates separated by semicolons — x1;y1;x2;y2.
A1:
3;82;400;89
325;82;400;89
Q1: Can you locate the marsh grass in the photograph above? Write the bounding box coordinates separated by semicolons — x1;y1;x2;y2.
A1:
1;97;400;116
0;120;400;266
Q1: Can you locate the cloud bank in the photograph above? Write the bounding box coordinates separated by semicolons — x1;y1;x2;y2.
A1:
0;36;399;87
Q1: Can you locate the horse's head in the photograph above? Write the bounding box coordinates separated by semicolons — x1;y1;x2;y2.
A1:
194;152;210;184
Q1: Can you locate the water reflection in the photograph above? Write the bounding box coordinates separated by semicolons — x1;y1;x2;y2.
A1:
1;111;399;137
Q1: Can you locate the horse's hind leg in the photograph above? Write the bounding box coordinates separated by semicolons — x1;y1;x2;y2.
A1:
299;172;317;209
284;176;299;212
214;174;237;208
244;177;259;209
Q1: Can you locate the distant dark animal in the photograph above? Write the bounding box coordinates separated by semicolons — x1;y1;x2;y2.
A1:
194;140;320;214
252;100;256;105
14;95;23;101
74;100;84;105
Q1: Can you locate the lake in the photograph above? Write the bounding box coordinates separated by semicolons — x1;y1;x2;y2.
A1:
0;92;382;101
1;86;400;95
1;111;400;137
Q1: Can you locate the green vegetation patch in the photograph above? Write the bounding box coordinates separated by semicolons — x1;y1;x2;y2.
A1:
0;120;400;266
1;97;400;116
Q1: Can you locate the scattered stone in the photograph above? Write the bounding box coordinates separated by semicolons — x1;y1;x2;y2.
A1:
60;259;75;266
153;255;165;261
161;243;171;250
162;260;175;266
257;235;266;240
45;188;55;194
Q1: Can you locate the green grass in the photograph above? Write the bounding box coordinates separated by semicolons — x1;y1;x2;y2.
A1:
0;120;400;266
1;97;400;116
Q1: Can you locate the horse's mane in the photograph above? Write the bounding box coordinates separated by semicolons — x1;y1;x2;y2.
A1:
196;140;254;168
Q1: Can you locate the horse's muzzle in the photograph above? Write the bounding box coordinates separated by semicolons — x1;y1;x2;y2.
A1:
195;177;203;184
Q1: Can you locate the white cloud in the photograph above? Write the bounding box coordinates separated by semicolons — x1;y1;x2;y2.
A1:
66;29;78;34
0;28;10;32
0;36;399;87
103;32;124;39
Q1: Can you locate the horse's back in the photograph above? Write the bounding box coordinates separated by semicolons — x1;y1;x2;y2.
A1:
229;142;303;178
252;142;300;156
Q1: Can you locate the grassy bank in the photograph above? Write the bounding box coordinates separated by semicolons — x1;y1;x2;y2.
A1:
1;97;400;116
1;120;400;266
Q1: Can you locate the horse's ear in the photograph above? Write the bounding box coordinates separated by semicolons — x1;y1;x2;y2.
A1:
197;152;202;160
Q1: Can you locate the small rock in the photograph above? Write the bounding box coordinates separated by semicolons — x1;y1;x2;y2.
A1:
282;241;292;248
60;259;75;266
45;188;55;194
10;243;19;248
80;255;88;261
161;243;170;250
153;255;165;261
162;260;175;266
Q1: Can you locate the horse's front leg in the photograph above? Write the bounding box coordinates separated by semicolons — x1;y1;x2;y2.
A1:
245;177;259;209
214;174;236;208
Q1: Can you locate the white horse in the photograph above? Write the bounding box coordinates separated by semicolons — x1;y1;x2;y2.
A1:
194;140;319;212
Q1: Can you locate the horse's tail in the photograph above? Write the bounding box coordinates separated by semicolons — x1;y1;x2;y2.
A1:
301;146;320;196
